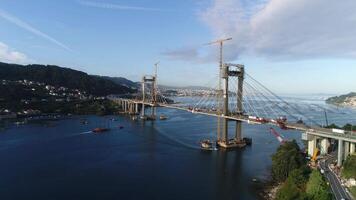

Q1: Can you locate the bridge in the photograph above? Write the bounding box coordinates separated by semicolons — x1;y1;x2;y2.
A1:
109;39;356;167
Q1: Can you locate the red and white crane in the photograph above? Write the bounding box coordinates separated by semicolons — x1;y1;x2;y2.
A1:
269;127;286;144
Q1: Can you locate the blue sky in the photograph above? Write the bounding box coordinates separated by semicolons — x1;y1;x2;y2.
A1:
0;0;356;95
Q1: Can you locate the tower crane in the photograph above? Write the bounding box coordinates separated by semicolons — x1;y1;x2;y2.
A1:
205;37;232;142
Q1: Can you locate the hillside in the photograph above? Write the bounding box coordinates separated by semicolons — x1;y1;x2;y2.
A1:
97;76;138;89
0;62;134;96
326;92;356;106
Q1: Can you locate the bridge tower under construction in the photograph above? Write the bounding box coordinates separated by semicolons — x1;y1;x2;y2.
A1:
217;63;246;148
141;75;157;120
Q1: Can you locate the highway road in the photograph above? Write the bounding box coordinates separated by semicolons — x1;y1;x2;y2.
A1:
319;155;352;200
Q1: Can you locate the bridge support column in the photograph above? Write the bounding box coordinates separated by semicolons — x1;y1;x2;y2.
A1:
135;103;139;114
307;136;317;157
151;106;156;118
217;63;245;148
337;139;344;167
141;80;146;118
141;103;145;117
350;143;355;154
222;66;229;144
235;67;243;141
129;103;133;114
345;141;350;160
320;138;330;155
235;122;242;141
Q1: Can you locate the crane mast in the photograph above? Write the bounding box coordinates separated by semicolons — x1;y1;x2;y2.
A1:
205;37;232;142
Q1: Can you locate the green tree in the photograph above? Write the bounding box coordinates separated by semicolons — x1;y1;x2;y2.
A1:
275;168;309;200
288;167;309;189
276;177;307;200
343;123;353;131
306;170;332;200
342;154;356;179
272;140;306;182
325;123;340;129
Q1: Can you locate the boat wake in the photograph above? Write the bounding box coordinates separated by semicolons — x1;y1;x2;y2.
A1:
78;131;93;135
153;126;201;150
67;131;93;137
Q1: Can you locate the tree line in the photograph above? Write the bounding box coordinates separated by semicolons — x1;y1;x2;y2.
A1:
272;140;332;200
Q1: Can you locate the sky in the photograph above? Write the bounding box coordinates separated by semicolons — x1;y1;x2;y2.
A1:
0;0;356;95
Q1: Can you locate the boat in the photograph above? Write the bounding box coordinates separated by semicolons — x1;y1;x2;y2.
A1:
159;115;168;120
200;139;213;149
296;118;304;124
92;128;110;133
243;137;252;145
14;121;26;125
80;119;88;125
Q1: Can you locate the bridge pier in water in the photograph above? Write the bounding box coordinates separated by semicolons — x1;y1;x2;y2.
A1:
217;63;246;148
135;103;139;114
140;75;157;120
112;98;140;115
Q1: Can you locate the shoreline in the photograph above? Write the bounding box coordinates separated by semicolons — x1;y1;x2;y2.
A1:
257;179;280;200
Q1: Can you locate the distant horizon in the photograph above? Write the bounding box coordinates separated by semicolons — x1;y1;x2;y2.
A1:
1;60;353;97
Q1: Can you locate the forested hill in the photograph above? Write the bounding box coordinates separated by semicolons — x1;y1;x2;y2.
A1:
326;92;356;107
96;76;138;89
0;62;134;96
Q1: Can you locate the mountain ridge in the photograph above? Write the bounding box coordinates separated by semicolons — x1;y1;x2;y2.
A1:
0;62;135;96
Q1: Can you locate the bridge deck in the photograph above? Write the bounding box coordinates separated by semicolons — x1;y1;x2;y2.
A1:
112;98;356;143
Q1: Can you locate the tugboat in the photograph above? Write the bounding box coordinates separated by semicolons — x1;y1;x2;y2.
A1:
243;137;252;145
92;127;110;133
200;139;213;149
159;115;168;120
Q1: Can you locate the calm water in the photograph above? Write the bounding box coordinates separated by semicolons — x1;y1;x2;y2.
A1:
0;97;355;200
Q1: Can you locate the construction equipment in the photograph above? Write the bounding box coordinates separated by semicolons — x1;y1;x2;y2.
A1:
269;127;286;144
205;37;232;142
311;148;319;161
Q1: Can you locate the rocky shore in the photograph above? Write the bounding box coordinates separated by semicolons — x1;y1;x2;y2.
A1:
259;182;281;200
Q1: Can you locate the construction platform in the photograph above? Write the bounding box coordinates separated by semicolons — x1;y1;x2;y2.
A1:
140;115;156;121
217;139;246;148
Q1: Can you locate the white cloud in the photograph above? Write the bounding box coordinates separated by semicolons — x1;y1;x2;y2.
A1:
172;0;356;62
0;42;32;64
0;9;72;52
162;46;199;61
78;0;165;12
